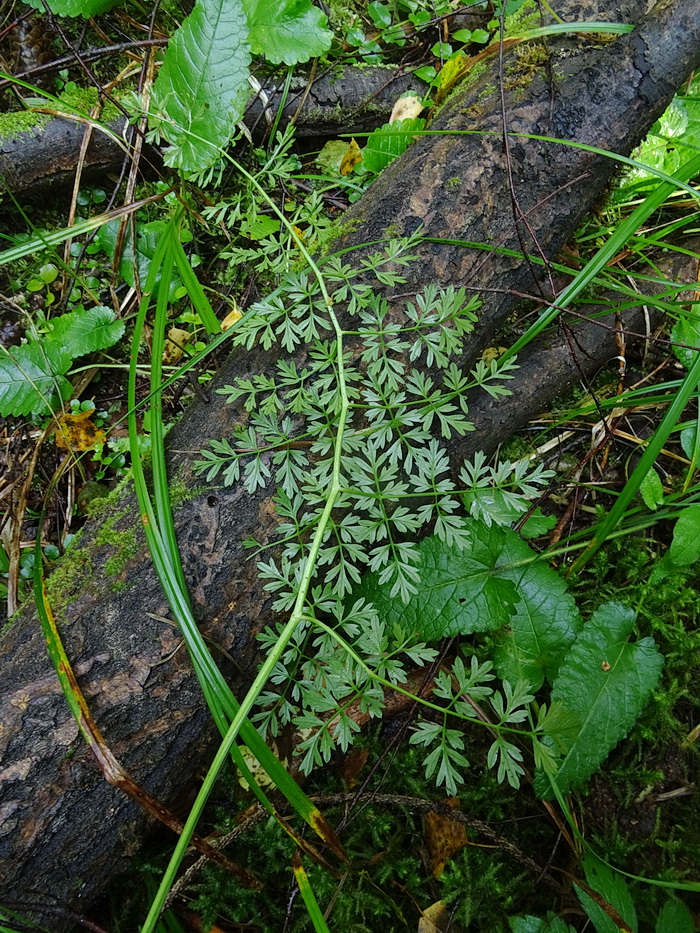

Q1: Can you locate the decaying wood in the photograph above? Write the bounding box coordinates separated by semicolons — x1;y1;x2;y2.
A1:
1;0;700;923
0;66;424;195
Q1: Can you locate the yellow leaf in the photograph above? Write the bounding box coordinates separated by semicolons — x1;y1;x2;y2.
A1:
340;139;363;176
424;798;468;879
162;327;191;365
54;409;106;452
390;94;425;124
221;304;243;331
435;53;469;105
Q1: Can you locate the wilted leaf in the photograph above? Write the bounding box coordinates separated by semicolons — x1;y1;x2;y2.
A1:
163;327;191;365
535;602;663;798
435;53;468;104
221;305;244;331
389;94;425;123
340;139;364;175
418;901;455;933
242;0;332;64
151;0;252;174
55;409;106;452
424;799;468;879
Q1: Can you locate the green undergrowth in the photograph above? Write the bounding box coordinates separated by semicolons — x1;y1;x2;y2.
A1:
93;531;700;932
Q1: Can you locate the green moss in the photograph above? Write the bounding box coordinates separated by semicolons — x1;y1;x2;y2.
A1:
95;509;139;579
0;109;50;141
45;532;94;618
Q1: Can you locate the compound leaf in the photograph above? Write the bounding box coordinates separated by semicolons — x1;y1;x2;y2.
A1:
493;531;582;691
356;521;519;639
151;0;251;174
243;0;332;64
535;602;663;798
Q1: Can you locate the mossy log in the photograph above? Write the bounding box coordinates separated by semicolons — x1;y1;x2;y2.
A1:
0;66;424;195
1;0;700;925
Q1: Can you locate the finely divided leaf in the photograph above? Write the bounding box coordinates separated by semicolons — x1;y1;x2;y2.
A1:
493;530;582;690
363;118;426;173
356;523;519;639
243;0;333;64
151;0;251;174
535;602;663;798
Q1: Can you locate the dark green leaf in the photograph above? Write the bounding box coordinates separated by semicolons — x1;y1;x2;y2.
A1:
493;530;581;690
355;522;519;639
242;0;332;64
656;898;694;933
575;854;637;933
0;343;70;416
151;0;251;173
535;602;663;798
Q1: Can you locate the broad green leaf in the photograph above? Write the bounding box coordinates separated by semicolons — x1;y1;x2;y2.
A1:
671;307;700;370
510;915;575;933
575;854;637;933
0;343;70;417
639;466;665;510
356;522;519;639
26;0;117;15
656;897;694;933
493;529;582;690
47;306;125;370
0;307;123;417
667;504;700;567
363;118;426;173
535;602;663;798
242;0;333;64
679;425;699;460
151;0;252;174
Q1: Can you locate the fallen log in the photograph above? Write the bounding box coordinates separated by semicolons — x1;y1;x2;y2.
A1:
0;66;424;195
1;0;700;923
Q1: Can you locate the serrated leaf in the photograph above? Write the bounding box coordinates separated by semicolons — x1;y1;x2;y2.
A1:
639;466;665;510
47;306;125;368
671;308;700;370
575;854;637;933
509;915;576;933
666;504;700;567
0;343;70;416
0;307;123;417
535;602;663;798
26;0;117;16
493;529;582;691
363;118;426;173
242;0;332;64
655;898;694;933
151;0;252;173
355;522;519;639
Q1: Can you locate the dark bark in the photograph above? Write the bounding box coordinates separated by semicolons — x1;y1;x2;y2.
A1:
1;0;700;922
0;66;424;195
